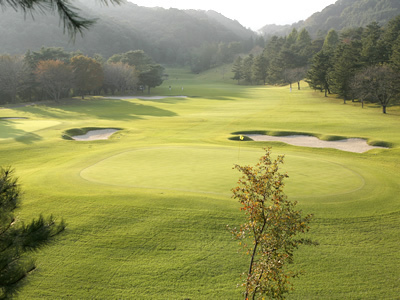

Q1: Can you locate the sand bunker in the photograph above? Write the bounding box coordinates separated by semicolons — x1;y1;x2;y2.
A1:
137;96;187;100
107;96;187;100
246;134;387;153
72;129;119;141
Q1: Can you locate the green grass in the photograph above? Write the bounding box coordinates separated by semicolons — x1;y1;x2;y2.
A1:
0;66;399;299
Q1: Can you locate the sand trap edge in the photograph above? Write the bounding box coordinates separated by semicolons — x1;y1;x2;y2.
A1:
63;128;121;141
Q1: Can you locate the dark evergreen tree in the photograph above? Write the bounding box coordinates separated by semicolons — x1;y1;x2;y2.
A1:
306;50;332;97
330;40;362;102
361;22;385;65
264;36;285;84
285;28;299;48
323;29;340;53
231;56;243;85
252;54;268;85
390;35;400;71
138;64;165;94
242;54;254;84
381;15;400;62
295;28;313;63
340;27;364;43
0;167;65;299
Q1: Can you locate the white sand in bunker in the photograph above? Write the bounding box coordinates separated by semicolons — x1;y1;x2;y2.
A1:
0;117;28;120
72;129;119;141
246;134;387;153
106;96;187;100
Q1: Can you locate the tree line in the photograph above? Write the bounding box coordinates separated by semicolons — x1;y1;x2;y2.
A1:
0;48;165;105
233;15;400;113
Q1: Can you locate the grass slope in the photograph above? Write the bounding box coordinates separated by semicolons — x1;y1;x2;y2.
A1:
0;67;399;299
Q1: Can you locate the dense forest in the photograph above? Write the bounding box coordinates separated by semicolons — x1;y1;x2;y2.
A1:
0;0;255;68
234;15;400;113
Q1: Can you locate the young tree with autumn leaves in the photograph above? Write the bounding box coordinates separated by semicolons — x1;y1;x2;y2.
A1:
229;148;315;300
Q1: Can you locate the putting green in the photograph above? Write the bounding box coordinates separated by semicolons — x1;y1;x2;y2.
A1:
80;146;364;197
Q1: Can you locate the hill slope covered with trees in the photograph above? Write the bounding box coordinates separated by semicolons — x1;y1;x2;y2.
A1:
0;0;255;65
260;0;400;37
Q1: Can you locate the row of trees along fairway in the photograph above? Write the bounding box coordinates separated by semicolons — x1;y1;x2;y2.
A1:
232;28;313;88
233;15;400;113
0;48;165;104
307;17;400;114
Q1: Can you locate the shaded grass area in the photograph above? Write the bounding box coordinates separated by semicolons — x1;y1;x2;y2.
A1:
0;66;399;299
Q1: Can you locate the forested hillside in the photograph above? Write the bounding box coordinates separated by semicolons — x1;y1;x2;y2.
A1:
235;14;400;113
260;0;400;37
0;0;255;64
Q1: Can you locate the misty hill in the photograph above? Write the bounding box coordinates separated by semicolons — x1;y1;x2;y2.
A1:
0;0;255;63
260;0;400;37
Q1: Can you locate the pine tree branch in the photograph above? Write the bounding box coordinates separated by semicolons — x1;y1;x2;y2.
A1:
0;0;124;38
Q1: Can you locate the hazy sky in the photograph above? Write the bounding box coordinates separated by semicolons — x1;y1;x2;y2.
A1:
127;0;338;30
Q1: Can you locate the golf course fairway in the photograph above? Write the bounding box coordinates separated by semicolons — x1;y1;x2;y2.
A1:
0;67;399;299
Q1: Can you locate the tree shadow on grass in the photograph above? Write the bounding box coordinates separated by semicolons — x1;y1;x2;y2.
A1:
0;120;42;144
13;98;178;121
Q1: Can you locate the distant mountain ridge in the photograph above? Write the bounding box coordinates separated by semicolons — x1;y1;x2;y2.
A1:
0;0;255;62
259;0;400;37
1;0;399;63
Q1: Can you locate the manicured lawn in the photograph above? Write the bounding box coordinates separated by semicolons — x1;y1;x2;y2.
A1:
0;67;399;299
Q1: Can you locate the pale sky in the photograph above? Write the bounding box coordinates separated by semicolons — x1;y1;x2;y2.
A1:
127;0;338;30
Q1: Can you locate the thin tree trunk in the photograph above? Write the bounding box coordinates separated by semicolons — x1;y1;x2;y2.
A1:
245;239;259;300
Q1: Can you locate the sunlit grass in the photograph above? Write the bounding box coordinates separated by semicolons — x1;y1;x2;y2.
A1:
0;66;399;299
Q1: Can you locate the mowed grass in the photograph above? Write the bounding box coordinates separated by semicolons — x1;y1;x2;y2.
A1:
80;146;363;197
0;66;399;299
